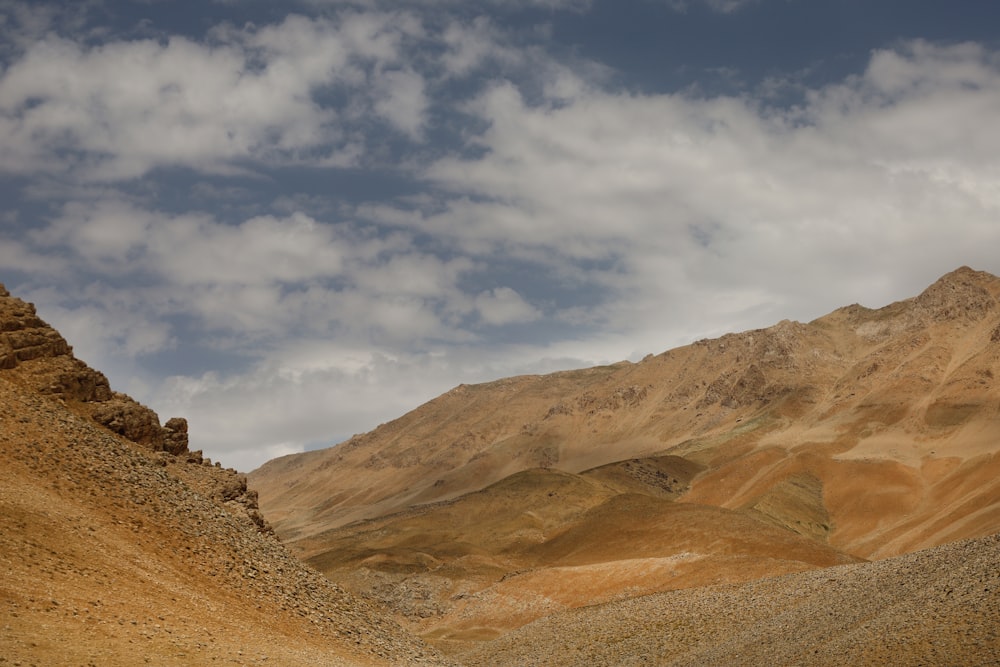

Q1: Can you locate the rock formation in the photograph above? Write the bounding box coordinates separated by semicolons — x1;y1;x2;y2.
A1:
0;284;187;454
0;283;452;666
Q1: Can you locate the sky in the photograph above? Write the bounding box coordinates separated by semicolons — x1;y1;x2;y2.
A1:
2;0;999;472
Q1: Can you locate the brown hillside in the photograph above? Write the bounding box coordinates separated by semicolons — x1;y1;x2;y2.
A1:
300;466;859;653
252;266;1000;561
250;267;1000;657
0;284;451;666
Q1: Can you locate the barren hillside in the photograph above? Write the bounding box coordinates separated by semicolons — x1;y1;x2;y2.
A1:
251;266;1000;657
254;267;1000;559
7;268;995;665
0;284;451;666
301;464;861;651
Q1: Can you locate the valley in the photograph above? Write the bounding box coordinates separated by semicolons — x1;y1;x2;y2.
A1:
4;268;999;665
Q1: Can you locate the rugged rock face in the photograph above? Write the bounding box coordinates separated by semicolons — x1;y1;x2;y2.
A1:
0;284;72;365
0;283;270;529
0;284;187;455
0;283;453;666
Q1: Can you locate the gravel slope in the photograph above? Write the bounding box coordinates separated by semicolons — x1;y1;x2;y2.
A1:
461;532;1000;666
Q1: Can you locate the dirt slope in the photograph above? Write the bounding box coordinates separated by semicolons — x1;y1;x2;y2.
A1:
0;284;451;666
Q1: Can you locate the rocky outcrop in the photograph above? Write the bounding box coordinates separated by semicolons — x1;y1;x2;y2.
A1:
89;393;188;454
0;284;72;367
0;283;273;534
0;333;449;666
914;265;999;323
163;416;189;455
0;284;188;455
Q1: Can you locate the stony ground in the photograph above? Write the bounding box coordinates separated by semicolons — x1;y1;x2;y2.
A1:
0;376;457;666
459;532;1000;666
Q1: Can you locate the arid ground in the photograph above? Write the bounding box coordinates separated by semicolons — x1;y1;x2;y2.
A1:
4;269;999;666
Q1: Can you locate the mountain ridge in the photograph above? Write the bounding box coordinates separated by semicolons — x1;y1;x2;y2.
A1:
252;266;1000;557
250;266;1000;657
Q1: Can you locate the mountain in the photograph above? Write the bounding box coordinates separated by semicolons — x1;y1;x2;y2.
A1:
250;266;1000;657
0;284;452;666
299;465;861;652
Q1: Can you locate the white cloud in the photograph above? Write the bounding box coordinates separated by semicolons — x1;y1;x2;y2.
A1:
0;12;423;179
0;235;63;275
352;252;474;299
302;0;592;10
40;299;175;359
150;335;608;471
9;25;1000;474
24;200;490;346
0;0;98;49
705;0;758;12
475;287;540;325
398;40;1000;338
151;350;454;471
664;0;760;13
373;68;428;138
439;16;527;77
36;202;351;289
0;5;603;181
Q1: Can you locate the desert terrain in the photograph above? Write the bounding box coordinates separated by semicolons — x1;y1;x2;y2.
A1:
4;269;999;666
0;284;451;666
462;531;999;666
252;266;1000;662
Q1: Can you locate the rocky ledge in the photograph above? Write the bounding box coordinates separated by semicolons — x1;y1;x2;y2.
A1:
0;283;266;532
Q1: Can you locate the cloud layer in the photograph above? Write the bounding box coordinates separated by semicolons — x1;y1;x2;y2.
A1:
0;11;432;178
3;2;1000;470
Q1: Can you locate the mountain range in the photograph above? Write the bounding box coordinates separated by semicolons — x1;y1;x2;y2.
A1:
251;266;1000;662
3;268;999;665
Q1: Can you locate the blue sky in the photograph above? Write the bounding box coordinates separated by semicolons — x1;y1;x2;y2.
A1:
2;0;1000;471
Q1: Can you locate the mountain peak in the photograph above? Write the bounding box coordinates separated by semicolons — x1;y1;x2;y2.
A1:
915;266;999;323
927;265;1000;289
